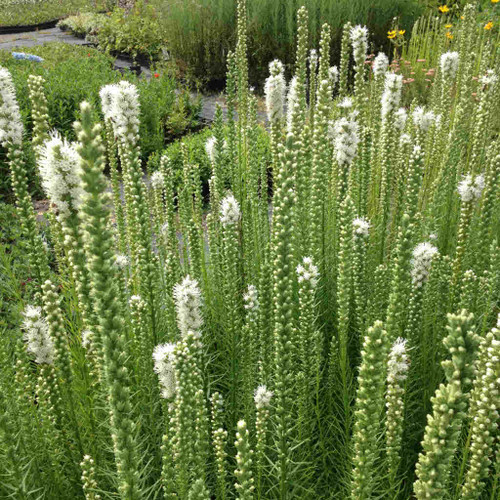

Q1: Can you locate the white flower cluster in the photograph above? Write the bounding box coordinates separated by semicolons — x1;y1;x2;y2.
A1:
243;285;258;310
457;174;485;202
480;69;498;86
254;384;273;409
350;25;368;62
286;76;299;133
411;242;438;286
264;59;286;122
114;254;130;268
22;305;54;364
38;132;83;215
352;217;370;238
100;81;140;142
81;329;93;350
0;66;23;147
153;343;176;399
205;136;217;163
381;73;403;119
387;338;409;383
338;97;353;109
309;49;318;68
173;275;203;337
220;193;241;226
296;256;319;286
150;170;165;189
412;106;438;133
373;52;389;78
440;51;459;80
331;116;360;167
394;108;408;131
400;133;411;146
129;295;143;306
329;66;339;86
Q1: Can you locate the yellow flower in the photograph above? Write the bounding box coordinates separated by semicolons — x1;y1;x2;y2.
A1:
484;22;494;30
399;30;406;35
439;5;450;13
387;30;397;39
446;31;453;39
492;0;499;4
445;24;452;28
460;16;464;20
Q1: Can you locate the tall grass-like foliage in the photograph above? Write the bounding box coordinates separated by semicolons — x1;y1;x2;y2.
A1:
0;3;499;500
153;0;423;85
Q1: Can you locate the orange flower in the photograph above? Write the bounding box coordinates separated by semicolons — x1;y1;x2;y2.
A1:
484;22;493;30
154;72;160;78
438;5;449;13
446;31;453;39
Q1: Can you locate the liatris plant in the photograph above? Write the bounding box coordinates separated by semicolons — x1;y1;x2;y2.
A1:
0;4;499;500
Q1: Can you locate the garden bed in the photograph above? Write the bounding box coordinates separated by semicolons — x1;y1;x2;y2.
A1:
0;19;60;35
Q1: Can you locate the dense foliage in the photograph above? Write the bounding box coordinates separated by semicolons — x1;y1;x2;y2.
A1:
0;1;499;499
152;0;424;86
0;43;200;200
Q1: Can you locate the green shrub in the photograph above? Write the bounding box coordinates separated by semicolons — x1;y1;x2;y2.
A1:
56;12;107;38
96;1;168;62
153;0;424;86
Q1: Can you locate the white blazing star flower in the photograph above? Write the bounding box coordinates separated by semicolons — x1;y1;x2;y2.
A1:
394;108;408;131
38;132;83;215
286;76;299;133
373;52;389;78
329;66;339;87
22;305;54;365
153;343;176;399
400;133;411;146
350;25;369;62
338;97;353;109
440;51;459;80
243;285;258;310
0;66;23;147
205;136;217;163
309;49;318;68
264;59;286;122
480;69;498;86
457;174;485;202
411;242;438;286
381;73;403;120
412;106;437;133
114;254;130;268
254;385;273;409
220;193;241;226
99;83;116;119
81;329;93;350
150;170;164;189
173;275;203;337
100;81;140;143
296;256;319;287
330;116;360;167
353;217;371;238
387;338;409;383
